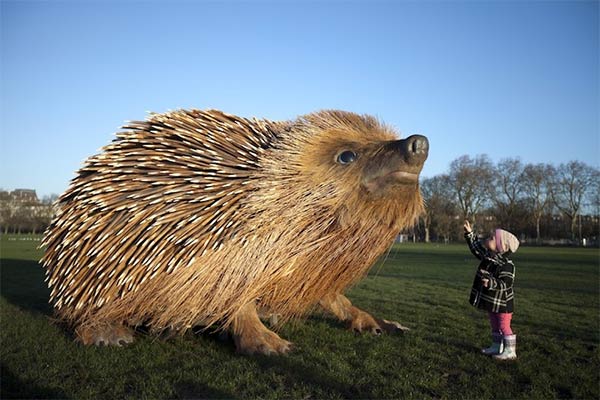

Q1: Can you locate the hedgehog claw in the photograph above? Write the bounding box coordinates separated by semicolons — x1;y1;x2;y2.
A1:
236;333;293;356
376;319;410;334
321;293;401;337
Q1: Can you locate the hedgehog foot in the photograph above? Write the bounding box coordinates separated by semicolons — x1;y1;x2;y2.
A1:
75;322;135;347
349;310;384;335
232;302;293;356
319;293;410;335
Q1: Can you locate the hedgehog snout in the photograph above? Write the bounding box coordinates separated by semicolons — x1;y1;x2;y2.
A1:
384;135;429;167
361;135;429;194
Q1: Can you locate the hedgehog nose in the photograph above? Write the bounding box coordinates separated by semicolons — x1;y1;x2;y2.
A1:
388;135;429;165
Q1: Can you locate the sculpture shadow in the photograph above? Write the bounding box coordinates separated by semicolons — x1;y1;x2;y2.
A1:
1;364;68;400
0;258;52;315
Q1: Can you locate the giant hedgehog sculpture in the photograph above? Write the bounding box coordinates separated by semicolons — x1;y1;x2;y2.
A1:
41;109;429;355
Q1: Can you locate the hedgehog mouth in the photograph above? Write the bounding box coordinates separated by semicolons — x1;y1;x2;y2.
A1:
363;169;420;193
385;170;419;183
369;170;420;185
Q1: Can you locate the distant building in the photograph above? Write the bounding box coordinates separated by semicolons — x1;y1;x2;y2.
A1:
0;188;55;234
10;189;39;203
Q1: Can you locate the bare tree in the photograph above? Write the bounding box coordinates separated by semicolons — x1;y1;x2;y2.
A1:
0;204;11;234
491;158;525;230
448;155;493;230
0;194;19;234
550;161;597;242
586;169;600;240
421;174;455;242
12;203;29;234
420;177;435;243
522;163;553;243
590;170;600;218
42;194;59;205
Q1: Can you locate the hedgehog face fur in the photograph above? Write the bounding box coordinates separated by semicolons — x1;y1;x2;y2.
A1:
41;109;428;353
291;113;427;199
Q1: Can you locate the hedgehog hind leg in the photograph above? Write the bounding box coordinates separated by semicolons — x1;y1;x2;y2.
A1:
74;321;135;347
231;302;293;356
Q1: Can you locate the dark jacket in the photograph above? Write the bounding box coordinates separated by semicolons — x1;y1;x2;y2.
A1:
465;231;515;313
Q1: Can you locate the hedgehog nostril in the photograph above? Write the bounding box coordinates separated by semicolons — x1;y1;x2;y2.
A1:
405;135;429;160
408;135;428;155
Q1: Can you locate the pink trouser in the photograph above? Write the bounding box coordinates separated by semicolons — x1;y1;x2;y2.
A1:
488;312;513;335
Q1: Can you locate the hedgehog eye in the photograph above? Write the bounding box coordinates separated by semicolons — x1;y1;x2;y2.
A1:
337;150;357;165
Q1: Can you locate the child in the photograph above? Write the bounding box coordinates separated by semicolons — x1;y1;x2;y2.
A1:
463;220;519;360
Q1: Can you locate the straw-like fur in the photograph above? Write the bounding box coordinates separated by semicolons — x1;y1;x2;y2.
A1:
41;109;427;354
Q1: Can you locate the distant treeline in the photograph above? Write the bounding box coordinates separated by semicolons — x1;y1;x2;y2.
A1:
2;156;599;244
410;155;599;246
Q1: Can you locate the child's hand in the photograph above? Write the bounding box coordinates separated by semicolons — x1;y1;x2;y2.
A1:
463;220;472;234
479;269;490;287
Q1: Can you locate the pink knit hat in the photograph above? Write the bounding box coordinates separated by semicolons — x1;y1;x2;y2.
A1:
495;229;519;254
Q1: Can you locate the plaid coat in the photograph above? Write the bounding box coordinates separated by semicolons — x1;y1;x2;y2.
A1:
465;231;515;313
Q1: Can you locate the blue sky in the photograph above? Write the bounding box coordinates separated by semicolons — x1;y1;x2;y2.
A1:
1;0;598;198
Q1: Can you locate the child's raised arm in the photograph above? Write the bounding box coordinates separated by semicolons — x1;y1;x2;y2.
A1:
464;220;488;260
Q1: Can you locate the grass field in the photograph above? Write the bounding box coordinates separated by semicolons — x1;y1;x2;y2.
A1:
1;235;598;399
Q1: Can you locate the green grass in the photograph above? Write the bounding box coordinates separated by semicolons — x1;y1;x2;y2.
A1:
1;235;598;399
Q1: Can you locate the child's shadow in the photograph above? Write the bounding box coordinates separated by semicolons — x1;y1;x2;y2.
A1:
0;258;52;315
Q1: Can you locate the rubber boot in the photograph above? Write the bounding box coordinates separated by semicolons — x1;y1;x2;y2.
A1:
481;333;503;356
493;334;517;360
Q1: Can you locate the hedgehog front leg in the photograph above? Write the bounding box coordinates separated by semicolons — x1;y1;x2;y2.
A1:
231;302;293;356
319;293;410;335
